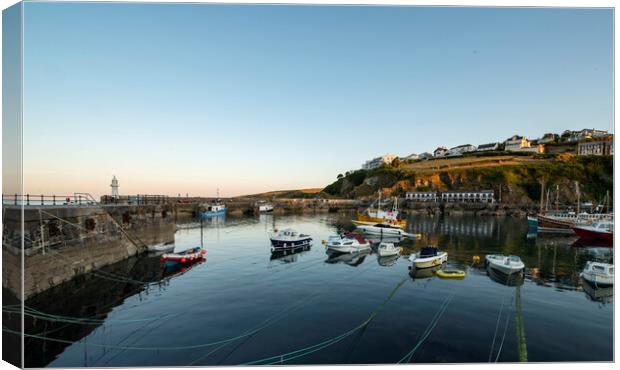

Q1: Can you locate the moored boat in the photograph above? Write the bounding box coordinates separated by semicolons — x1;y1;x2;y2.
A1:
376;242;399;257
257;200;274;213
354;191;407;228
580;261;614;287
269;228;312;251
200;200;227;217
325;233;371;254
355;223;408;237
148;242;175;253
573;220;613;242
160;246;206;269
408;246;448;269
485;254;525;275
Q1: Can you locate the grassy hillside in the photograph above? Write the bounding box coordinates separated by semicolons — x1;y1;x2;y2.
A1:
323;154;613;205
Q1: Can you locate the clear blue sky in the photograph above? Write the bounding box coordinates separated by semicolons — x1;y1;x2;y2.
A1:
20;3;613;197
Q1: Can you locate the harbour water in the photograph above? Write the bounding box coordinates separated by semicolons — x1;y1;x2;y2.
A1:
9;213;613;366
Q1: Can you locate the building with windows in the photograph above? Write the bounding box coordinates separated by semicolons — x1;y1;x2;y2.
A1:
447;144;477;157
537;133;559;144
504;135;531;151
564;129;610;143
577;137;614;156
433;147;449;158
361;153;398;170
406;191;438;202
476;142;501;152
400;153;420;161
441;190;495;203
418;152;434;160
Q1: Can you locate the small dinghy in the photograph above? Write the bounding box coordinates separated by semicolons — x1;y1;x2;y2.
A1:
409;246;448;269
161;246;206;268
269;228;312;251
326;233;370;254
580;261;614;287
376;242;399;257
356;223;407;236
436;269;465;279
485;255;524;275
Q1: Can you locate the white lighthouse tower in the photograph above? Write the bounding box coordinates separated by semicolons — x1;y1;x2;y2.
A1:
111;176;119;199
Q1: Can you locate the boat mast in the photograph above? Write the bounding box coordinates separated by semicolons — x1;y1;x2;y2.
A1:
539;178;545;212
575;181;580;214
555;185;559;211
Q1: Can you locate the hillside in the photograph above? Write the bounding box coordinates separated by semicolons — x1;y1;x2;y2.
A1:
236;188;325;199
323;154;613;205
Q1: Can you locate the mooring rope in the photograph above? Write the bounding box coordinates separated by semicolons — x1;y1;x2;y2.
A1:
242;274;409;365
397;293;455;364
488;295;507;362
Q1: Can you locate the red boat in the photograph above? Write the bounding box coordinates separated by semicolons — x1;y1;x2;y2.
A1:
573;221;614;243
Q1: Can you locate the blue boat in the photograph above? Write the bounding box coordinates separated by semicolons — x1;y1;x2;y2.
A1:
527;215;538;228
269;228;312;251
199;199;227;217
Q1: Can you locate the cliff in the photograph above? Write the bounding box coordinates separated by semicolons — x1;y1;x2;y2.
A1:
323;154;613;205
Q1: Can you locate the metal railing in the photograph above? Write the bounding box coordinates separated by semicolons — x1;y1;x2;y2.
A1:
2;193;98;206
100;194;170;205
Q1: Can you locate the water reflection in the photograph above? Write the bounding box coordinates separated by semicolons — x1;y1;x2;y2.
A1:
486;266;525;287
270;245;311;263
325;249;370;267
376;254;400;267
581;279;614;305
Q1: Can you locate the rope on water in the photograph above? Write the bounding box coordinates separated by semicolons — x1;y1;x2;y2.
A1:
488;295;507;362
242;275;409;365
397;293;454;364
493;297;514;363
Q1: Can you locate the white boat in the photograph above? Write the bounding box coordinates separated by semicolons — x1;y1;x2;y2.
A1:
580;261;614;287
355;223;406;236
147;243;175;253
326;233;371;254
408;246;448;269
269;228;312;251
376;242;399;257
257;200;274;213
485;255;525;275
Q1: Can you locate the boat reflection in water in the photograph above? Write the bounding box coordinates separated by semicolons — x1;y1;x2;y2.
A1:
377;253;400;267
161;256;205;278
486;265;525;287
325;249;370;267
270;245;311;263
572;237;613;249
581;278;613;305
408;264;441;280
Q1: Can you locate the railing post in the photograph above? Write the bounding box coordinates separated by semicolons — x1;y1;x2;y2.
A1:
53;195;56;205
14;193;17;205
26;194;30;205
41;194;44;205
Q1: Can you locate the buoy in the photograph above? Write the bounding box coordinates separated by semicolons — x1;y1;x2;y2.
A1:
472;255;481;263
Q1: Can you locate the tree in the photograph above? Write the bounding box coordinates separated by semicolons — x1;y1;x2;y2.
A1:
391;157;401;168
337;174;344;179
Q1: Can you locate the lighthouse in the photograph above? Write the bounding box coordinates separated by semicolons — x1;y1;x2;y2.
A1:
111;176;119;198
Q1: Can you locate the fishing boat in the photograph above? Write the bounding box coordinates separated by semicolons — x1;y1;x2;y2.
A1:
355;223;408;237
580;261;614;287
354;191;407;229
200;200;227;217
485;255;525;275
436;269;466;279
409;246;448;269
325;233;371;254
269;228;312;251
573;220;613;242
527;215;538;228
160;246;206;269
257;200;274;213
147;242;175;253
376;242;399;257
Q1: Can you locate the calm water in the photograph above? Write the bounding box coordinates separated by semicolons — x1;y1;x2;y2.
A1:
11;213;613;366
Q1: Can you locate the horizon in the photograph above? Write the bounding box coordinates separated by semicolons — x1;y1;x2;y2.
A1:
9;3;614;198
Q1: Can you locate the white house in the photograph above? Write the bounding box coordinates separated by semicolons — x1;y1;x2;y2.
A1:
441;190;495;203
362;154;398;170
447;144;477;157
406;191;438;202
476;142;500;152
400;153;420;161
504;135;531;151
433;147;449;158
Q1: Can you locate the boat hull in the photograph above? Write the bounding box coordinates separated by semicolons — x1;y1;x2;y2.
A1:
573;226;613;242
200;208;227;217
536;215;575;234
355;213;406;228
270;237;312;250
581;272;614;287
356;225;405;236
326;243;370;254
410;252;448;269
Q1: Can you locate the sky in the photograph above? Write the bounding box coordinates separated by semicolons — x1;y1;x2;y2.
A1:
16;3;614;197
